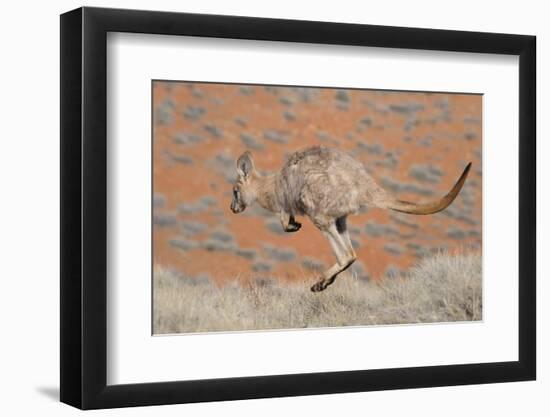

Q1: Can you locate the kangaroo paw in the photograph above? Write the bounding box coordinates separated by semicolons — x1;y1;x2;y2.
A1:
284;221;302;233
310;280;327;292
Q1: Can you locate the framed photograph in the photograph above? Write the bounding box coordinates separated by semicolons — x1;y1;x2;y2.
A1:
60;6;536;409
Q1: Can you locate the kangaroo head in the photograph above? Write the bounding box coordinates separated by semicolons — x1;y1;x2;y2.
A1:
230;151;257;214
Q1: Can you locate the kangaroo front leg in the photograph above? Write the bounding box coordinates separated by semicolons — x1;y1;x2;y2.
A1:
280;212;301;233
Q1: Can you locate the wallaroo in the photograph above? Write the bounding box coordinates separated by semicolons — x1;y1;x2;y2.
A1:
230;146;472;292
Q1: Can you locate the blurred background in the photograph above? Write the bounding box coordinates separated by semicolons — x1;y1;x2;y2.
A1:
152;81;482;284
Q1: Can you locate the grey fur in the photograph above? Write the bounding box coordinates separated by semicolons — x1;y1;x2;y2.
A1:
230;145;470;292
273;146;388;227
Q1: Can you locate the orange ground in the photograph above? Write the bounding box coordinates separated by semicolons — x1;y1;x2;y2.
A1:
152;82;482;284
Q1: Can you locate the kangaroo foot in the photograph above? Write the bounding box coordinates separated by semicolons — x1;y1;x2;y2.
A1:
311;278;334;292
310;280;327;292
311;274;338;292
284;221;302;233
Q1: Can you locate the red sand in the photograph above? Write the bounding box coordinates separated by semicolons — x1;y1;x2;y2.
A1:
153;82;482;284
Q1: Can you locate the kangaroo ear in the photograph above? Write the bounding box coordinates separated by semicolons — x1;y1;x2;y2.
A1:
236;151;255;178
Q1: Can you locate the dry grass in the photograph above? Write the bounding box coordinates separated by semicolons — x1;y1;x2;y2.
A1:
153;251;482;334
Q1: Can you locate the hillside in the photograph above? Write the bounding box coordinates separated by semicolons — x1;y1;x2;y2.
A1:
152;82;482;284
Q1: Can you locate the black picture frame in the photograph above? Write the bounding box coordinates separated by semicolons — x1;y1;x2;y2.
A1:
60;6;536;410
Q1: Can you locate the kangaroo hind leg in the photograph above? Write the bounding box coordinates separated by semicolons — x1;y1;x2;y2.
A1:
311;217;356;292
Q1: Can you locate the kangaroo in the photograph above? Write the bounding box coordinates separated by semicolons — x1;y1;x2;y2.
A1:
230;146;471;292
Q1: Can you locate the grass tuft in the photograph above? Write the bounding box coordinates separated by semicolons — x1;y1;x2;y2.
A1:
153;251;481;334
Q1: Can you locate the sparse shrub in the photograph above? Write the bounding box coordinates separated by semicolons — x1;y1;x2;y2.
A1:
348;261;368;281
172;154;193;165
283;111;296;121
180;221;208;236
239;86;255;95
348;224;362;235
389;213;419;229
464;116;481;124
190;85;203;98
359;116;373;126
364;222;398;237
469;229;481;238
384;265;404;278
153;251;482;334
169;238;198;251
210;230;234;243
316;131;331;142
155;98;175;125
202;239;235;252
234;116;247;127
183;106;206;120
301;257;324;271
279;96;294;106
236;248;257;260
177;196;216;214
174;132;203;145
442;206;478;226
252;261;272;272
203;124;223;138
335;90;350;103
464;131;478;141
380;176;434;196
263;130;289;144
264;86;280;95
265;218;285;235
208;152;236;182
409;164;443;183
389;102;424;114
375;151;399;169
292;87;318;102
240;133;264;150
384;242;404;256
153;213;177;228
153;193;166;208
356;141;384;155
263;244;296;262
447;227;467;240
418;135;433;147
242;203;273;218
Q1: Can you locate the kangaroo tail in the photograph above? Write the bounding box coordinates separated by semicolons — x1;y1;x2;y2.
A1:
383;162;472;215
